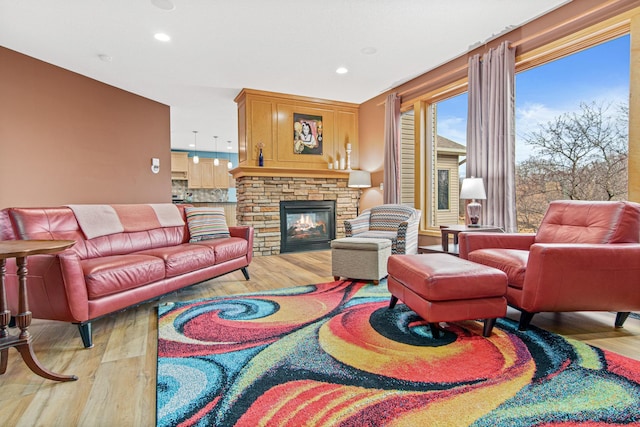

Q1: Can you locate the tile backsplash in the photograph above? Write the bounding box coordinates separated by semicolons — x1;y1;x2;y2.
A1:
171;181;233;202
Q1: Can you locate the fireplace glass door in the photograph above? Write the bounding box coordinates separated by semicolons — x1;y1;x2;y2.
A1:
280;201;336;253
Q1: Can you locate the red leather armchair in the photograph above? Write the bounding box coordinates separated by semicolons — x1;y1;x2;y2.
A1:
459;200;640;330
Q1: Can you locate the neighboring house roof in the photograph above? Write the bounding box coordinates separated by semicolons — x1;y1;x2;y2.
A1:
436;135;467;156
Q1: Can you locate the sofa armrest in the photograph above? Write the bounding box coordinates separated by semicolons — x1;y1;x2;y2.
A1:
459;232;535;259
6;249;90;322
395;217;421;254
57;249;90;321
344;210;371;237
521;243;640;313
228;226;254;263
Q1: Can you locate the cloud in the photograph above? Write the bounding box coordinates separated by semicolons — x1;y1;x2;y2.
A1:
437;116;467;144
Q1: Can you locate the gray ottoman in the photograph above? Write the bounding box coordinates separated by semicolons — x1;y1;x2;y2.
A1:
331;237;392;284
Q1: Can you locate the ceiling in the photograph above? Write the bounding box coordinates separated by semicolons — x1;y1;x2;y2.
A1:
0;0;569;153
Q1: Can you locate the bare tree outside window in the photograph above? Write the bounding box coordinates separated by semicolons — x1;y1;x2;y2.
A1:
516;101;628;231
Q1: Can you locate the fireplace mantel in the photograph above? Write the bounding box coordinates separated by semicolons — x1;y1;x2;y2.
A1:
230;165;351;180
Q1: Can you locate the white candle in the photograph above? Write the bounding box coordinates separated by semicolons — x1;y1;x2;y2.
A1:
340;158;346;170
334;160;339;170
346;143;352;150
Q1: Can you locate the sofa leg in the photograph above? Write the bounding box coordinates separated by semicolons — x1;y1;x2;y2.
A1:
518;311;536;331
483;318;497;337
615;312;630;328
241;267;250;280
429;323;440;339
78;323;94;348
389;295;398;309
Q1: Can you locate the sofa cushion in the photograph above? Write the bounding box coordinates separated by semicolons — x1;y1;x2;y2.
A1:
136;244;215;278
185;207;230;242
193;237;249;264
467;249;529;289
82;255;166;299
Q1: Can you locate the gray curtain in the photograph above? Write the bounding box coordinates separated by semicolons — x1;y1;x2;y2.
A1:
466;41;517;232
384;92;401;204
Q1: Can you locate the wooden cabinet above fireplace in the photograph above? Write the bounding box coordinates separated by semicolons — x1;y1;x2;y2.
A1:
234;88;359;172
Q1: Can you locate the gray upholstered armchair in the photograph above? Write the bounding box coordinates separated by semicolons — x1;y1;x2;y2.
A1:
344;204;421;254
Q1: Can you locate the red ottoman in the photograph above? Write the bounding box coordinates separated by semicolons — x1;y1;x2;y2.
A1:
387;254;508;338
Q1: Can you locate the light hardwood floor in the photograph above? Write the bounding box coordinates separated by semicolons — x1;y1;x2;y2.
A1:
1;250;638;426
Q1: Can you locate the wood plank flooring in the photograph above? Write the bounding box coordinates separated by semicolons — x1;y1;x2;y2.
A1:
1;250;638;426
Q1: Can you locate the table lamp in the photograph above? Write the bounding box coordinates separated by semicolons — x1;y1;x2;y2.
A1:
459;176;486;226
348;170;371;215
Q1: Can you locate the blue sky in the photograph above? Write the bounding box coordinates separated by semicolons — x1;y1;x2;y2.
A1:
435;34;630;169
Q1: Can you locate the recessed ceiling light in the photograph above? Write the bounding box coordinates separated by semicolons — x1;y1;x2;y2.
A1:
151;0;175;11
154;33;171;42
361;47;377;55
336;67;348;74
98;54;112;62
188;144;195;148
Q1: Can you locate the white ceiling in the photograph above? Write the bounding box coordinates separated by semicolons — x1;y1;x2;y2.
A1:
0;0;568;153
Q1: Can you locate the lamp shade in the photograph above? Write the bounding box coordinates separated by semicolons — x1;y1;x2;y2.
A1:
348;170;371;188
459;177;486;200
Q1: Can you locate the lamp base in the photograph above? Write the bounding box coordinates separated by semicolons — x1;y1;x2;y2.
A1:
467;200;482;227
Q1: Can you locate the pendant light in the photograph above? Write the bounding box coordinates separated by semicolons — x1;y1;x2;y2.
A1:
227;140;233;168
213;136;220;166
192;131;199;164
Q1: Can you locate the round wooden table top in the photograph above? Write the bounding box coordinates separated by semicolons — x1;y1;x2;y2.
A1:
0;240;76;260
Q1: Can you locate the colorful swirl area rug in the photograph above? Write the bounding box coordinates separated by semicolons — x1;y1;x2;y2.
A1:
156;280;640;427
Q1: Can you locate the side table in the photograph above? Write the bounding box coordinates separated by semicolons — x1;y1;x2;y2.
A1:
418;225;504;256
0;240;78;382
440;225;504;253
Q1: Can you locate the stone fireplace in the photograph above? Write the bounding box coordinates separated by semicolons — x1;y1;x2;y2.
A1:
234;168;358;256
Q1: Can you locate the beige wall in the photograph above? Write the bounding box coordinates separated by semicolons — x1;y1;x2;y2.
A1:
358;92;386;211
0;47;171;209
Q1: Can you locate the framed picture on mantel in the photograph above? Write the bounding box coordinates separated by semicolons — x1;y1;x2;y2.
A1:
293;113;323;155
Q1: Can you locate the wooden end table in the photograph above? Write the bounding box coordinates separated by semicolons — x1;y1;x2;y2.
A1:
418;224;504;256
440;225;504;253
0;240;78;382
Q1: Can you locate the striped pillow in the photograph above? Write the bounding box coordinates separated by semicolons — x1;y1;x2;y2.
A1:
185;207;230;242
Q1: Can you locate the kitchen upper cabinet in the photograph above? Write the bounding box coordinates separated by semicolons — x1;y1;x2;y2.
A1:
189;158;212;188
171;152;189;180
213;164;230;189
188;158;230;189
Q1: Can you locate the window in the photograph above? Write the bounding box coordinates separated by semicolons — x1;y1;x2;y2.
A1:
400;110;415;206
400;93;468;230
514;35;630;231
437;170;450;210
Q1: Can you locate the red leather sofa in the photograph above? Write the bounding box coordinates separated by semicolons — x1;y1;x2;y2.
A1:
0;204;253;348
459;200;640;331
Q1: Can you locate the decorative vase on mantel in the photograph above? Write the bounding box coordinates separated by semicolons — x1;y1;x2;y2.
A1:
257;142;265;167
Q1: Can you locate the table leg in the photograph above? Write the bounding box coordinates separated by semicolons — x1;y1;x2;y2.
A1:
15;343;77;381
0;259;8;374
441;231;449;252
14;256;77;382
0;259;10;340
0;349;7;374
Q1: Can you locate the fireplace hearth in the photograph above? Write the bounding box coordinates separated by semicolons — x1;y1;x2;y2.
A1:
280;200;336;253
